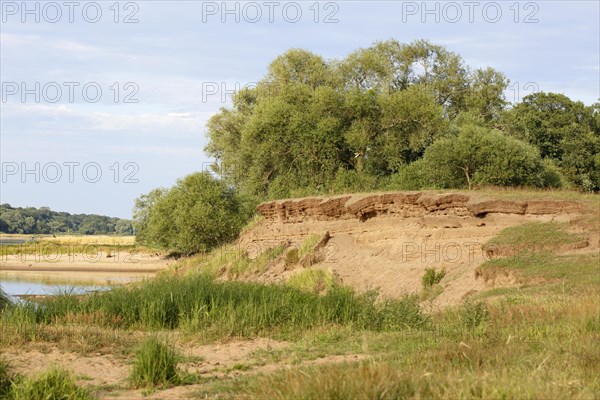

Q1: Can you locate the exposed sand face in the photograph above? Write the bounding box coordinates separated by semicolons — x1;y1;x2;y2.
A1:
236;191;592;309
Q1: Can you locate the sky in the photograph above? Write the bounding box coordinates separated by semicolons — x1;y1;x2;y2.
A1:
1;0;598;219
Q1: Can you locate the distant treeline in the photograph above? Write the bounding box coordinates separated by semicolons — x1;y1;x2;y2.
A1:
0;204;133;235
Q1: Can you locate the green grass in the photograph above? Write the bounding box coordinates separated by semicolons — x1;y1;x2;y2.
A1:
286;268;335;294
1;273;428;341
179;243;286;278
131;336;181;388
422;268;446;288
9;367;93;400
476;252;600;290
298;234;322;258
0;287;11;312
486;222;586;249
195;290;600;400
0;357;17;399
230;244;286;277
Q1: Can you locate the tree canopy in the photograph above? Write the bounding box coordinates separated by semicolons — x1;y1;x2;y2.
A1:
132;172;253;255
0;204;133;235
206;39;597;195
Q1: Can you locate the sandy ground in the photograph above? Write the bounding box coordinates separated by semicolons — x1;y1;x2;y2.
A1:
1;338;364;399
0;252;171;285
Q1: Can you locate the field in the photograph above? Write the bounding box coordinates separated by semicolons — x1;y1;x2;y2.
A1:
0;189;598;399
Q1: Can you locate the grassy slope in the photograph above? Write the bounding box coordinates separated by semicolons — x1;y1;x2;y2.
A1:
0;189;598;399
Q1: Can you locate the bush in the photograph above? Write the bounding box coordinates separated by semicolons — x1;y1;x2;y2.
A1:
422;268;446;288
10;367;92;400
131;336;181;388
414;125;549;189
388;160;430;190
133;172;254;255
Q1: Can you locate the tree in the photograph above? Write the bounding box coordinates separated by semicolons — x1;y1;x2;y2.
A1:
464;67;509;124
502;92;599;190
115;219;134;236
205;41;584;197
133;172;252;255
406;125;549;189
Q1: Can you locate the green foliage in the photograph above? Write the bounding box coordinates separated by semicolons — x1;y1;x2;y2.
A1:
10;367;92;400
131;336;181;388
15;273;427;338
502;92;599;190
331;168;379;194
422;268;446;288
460;301;490;329
0;358;17;399
486;222;585;248
284;248;299;266
286;269;335;294
412;125;549;189
464;67;509;124
133;172;253;255
0;204;132;235
0;287;11;313
205;39;511;197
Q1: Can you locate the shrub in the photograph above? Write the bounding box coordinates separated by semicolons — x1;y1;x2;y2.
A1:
461;301;490;329
285;248;300;266
10;367;92;400
331;168;379;194
416;125;549;189
422;268;446;288
388;160;430;190
131;336;180;388
379;295;430;330
133;172;254;255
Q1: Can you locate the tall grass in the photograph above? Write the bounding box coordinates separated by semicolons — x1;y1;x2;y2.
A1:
0;287;11;312
131;336;181;388
10;367;92;400
4;273;428;339
286;269;335;294
0;357;16;399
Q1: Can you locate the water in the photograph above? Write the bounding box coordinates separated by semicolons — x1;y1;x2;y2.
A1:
0;239;28;246
0;279;107;298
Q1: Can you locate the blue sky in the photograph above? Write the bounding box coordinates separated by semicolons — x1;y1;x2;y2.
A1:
1;0;598;218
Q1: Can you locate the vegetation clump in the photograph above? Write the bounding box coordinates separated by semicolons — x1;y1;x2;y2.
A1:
8;274;428;338
0;288;11;313
0;358;17;399
10;367;92;400
131;336;181;388
133;172;254;255
422;268;446;288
